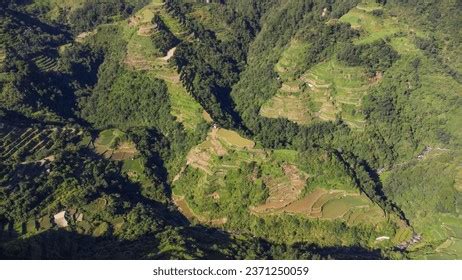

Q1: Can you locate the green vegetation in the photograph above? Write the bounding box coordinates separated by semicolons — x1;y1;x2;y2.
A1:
151;13;179;54
68;0;151;33
216;129;255;149
173;131;401;248
1;0;461;260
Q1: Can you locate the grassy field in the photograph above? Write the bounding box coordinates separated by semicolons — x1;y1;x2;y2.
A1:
260;92;312;125
340;4;400;44
26;0;86;21
262;56;370;129
454;168;462;192
93;129;139;160
389;36;422;56
121;157;150;188
119;0;206;131
321;195;369;219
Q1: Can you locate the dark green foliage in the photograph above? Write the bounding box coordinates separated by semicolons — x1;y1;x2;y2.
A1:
1;0;461;260
0;8;75;120
383;153;461;220
337;41;399;75
167;0;270;129
414;36;461;82
68;0;150;33
151;14;179;55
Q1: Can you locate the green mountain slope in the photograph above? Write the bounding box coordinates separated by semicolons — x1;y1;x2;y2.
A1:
1;0;461;260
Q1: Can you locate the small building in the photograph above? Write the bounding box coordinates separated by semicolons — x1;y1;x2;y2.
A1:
54;211;68;228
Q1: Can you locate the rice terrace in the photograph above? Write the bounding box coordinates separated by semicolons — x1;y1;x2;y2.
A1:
1;0;462;266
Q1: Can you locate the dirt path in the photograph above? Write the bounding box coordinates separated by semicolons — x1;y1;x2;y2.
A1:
161;47;176;61
20;155;55;166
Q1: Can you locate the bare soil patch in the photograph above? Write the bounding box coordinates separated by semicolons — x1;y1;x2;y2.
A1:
251;164;308;213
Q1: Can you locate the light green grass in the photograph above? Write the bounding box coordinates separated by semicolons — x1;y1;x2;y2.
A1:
260;92;312;125
126;33;161;62
166;81;204;131
340;1;427;45
159;7;186;37
312;193;343;210
216;129;255;149
389;36;422;56
96;129;125;147
271;149;298;163
187;4;232;41
122;158;145;175
304;58;369;129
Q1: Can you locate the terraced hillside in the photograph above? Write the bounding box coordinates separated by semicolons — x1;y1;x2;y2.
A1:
339;0;421;45
27;0;87;21
122;0;206;131
1;0;461;261
260;34;373;130
32;55;59;72
0;49;5;68
381;149;462;259
0;124;83;164
173;127;407;247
